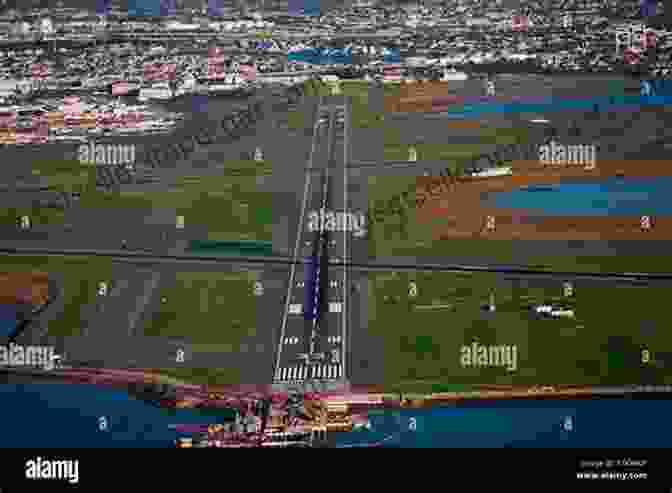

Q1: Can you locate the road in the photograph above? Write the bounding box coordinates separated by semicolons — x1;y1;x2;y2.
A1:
3;246;672;282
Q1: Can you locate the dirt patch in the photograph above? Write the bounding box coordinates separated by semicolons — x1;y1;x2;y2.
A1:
384;81;462;113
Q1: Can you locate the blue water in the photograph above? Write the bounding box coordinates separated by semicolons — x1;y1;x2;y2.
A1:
2;384;672;447
0;304;18;339
491;176;672;216
441;95;672;117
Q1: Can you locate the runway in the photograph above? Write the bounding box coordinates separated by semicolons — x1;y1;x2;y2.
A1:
273;96;351;390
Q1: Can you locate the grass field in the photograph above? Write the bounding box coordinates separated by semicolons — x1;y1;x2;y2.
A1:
0;255;116;337
0;159;92;227
13;157;275;241
30;158;92;192
368;271;672;392
145;271;261;385
81;169;274;241
0;206;66;228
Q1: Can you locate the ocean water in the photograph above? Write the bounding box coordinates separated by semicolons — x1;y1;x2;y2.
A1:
2;384;672;447
0;304;19;340
490;176;672;216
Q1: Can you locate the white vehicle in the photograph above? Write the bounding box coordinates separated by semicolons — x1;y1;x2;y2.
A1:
534;304;554;314
470;167;512;178
331;349;340;364
533;304;575;318
440;68;469;81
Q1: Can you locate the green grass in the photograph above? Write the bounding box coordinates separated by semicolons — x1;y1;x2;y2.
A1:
144;271;259;344
0;159;96;227
74;161;274;242
145;271;261;385
30;158;93;192
0;207;66;227
0;256;116;337
13;157;275;241
369;271;672;390
145;272;260;384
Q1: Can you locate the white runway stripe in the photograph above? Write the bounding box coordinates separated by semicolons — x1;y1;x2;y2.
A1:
338;365;342;378
329;301;342;313
311;365;317;378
